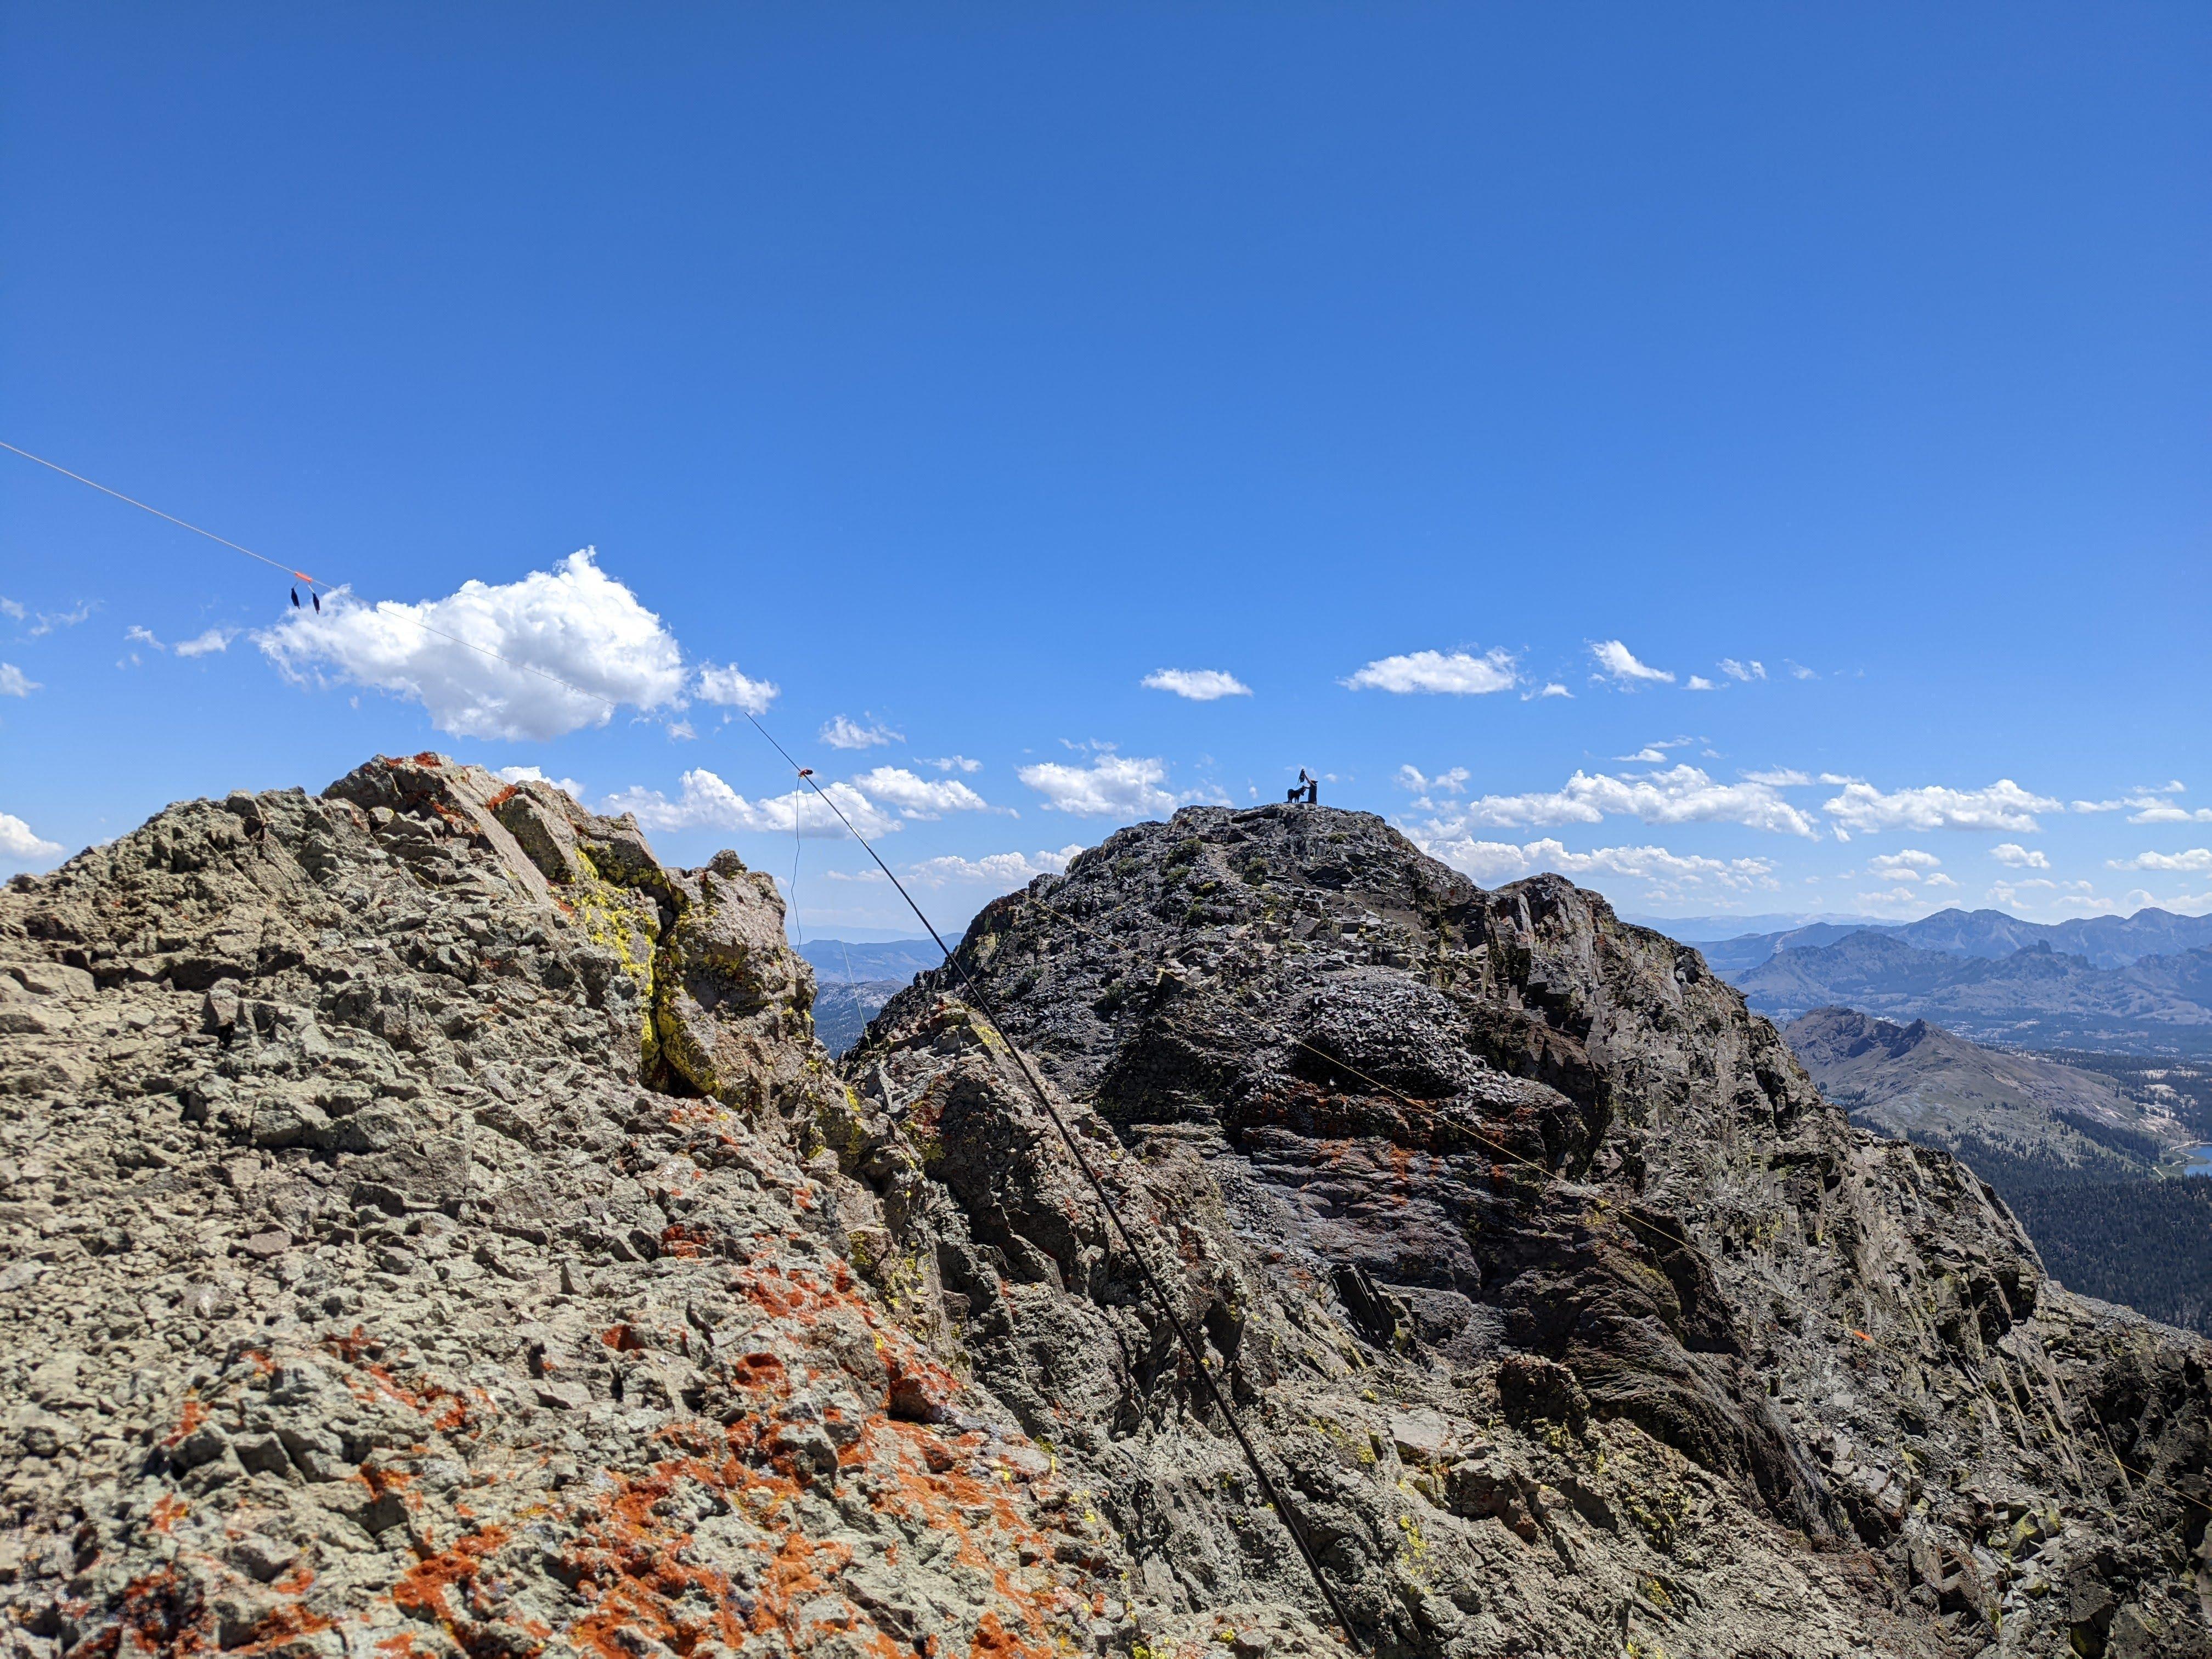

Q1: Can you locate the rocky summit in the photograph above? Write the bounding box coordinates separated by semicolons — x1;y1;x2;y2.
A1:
1;769;2208;1659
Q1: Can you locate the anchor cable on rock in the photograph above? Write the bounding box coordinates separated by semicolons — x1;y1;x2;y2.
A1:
12;436;2194;1537
746;752;2212;1531
743;713;1370;1655
1;438;614;712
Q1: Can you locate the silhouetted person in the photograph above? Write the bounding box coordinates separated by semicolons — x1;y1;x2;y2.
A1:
1290;768;1318;805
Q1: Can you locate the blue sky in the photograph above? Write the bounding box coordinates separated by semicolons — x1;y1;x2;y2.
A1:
3;5;2207;937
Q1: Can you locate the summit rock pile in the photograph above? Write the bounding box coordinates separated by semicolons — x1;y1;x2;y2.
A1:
842;805;2212;1657
2;772;2208;1659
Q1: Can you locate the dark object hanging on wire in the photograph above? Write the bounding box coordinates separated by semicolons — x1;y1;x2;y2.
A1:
312;590;320;613
290;588;301;608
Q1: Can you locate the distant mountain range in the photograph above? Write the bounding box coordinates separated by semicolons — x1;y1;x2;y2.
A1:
1640;907;2212;1054
1782;1007;2182;1171
797;939;943;1056
1692;905;2212;977
798;937;945;984
812;980;905;1056
1737;932;2212;1052
1781;1006;2212;1334
1621;912;1869;942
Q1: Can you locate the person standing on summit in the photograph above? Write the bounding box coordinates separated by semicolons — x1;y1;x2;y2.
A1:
1288;768;1317;804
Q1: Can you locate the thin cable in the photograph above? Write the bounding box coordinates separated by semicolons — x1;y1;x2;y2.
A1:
1012;879;1872;1340
20;437;2195;1533
0;439;321;584
1;439;618;715
789;783;805;952
743;714;1368;1654
1000;882;2212;1522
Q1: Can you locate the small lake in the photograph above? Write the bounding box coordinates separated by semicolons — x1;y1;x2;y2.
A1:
2186;1145;2212;1178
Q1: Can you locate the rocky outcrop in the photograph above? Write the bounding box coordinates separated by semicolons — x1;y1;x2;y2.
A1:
1782;1007;2179;1169
834;805;2212;1657
0;757;1167;1659
4;777;2208;1659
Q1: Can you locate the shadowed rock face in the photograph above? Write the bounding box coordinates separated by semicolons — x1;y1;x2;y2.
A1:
836;804;2212;1657
4;777;2209;1659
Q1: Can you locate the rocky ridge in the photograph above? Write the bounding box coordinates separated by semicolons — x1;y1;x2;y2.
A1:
845;805;2212;1656
0;756;1163;1659
1;773;2208;1659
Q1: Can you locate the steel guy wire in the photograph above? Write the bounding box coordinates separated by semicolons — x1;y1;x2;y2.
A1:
741;752;2212;1529
12;436;2198;1531
742;713;1370;1654
2;439;623;718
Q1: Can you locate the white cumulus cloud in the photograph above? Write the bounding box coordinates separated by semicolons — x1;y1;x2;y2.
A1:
256;549;686;741
849;766;994;820
695;662;778;715
906;845;1086;889
2108;848;2212;873
918;755;982;774
1867;849;1942;882
1590;640;1673;685
1344;648;1518;696
1143;668;1252;702
1434;765;1820;838
175;628;238;658
2078;785;2212;825
2076;782;2184;812
1823;778;2061;835
1990;843;2050;870
820;715;901;749
0;811;63;860
0;663;37;697
1410;832;1776;897
602;769;898;840
1397;765;1469;795
1719;659;1766;681
1018;754;1194;817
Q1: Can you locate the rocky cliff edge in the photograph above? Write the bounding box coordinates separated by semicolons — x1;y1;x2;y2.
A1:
2;773;2207;1659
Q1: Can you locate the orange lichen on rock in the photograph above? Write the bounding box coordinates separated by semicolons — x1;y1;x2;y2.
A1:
657;1223;710;1258
391;1524;515;1630
162;1398;207;1447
